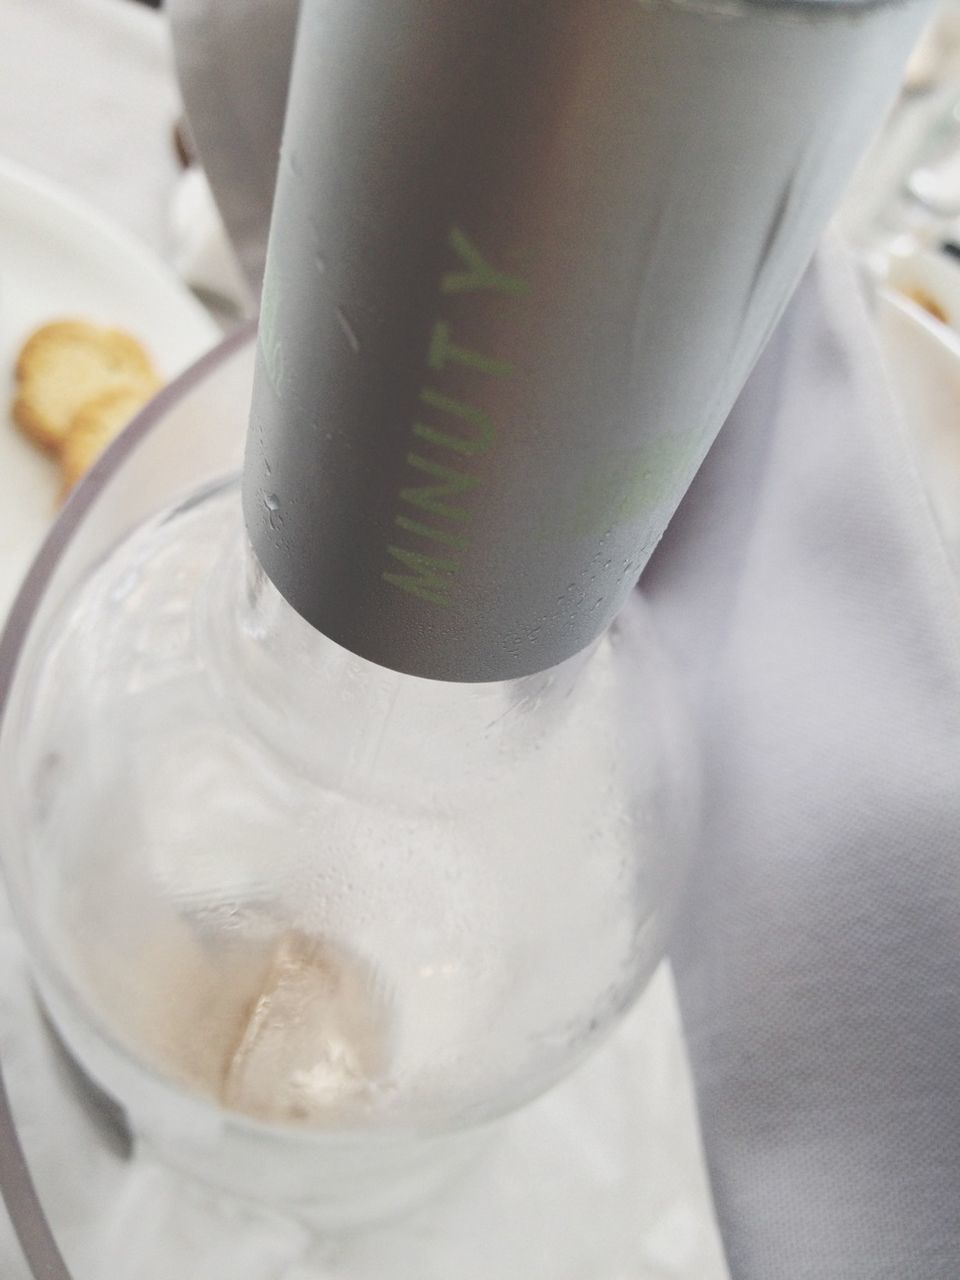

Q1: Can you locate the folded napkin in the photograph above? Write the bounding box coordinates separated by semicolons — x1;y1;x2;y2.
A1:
167;4;960;1277
645;248;960;1280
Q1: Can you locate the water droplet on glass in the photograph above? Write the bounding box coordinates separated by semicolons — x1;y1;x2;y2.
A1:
336;307;361;354
264;493;282;532
264;459;272;476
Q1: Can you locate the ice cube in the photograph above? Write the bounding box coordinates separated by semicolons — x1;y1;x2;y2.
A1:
222;931;392;1124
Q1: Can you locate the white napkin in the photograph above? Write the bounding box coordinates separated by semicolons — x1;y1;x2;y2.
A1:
645;247;960;1279
167;3;960;1277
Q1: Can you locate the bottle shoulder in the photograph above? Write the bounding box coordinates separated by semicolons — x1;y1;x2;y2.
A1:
23;483;671;815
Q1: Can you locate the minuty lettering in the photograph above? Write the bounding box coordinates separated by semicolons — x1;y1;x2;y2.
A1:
382;227;527;607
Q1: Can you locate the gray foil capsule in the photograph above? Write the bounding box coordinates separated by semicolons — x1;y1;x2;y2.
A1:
245;0;928;682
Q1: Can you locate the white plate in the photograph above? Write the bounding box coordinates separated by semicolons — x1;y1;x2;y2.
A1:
0;156;220;612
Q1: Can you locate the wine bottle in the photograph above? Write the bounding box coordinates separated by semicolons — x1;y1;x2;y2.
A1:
10;0;928;1223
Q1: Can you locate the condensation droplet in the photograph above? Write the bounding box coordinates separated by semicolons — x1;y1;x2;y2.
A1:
336;307;361;354
264;493;283;532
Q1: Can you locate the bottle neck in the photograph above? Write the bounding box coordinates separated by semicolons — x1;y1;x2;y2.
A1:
206;529;597;801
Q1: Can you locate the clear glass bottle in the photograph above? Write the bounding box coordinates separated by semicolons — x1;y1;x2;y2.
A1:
0;0;931;1229
12;474;691;1219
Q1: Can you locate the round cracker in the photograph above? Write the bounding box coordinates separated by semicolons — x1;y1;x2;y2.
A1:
13;319;157;452
59;385;155;500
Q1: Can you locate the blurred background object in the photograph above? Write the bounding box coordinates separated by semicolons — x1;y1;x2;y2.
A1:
839;0;960;270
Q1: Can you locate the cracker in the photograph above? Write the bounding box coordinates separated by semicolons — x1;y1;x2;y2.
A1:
59;384;154;499
13;320;157;452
